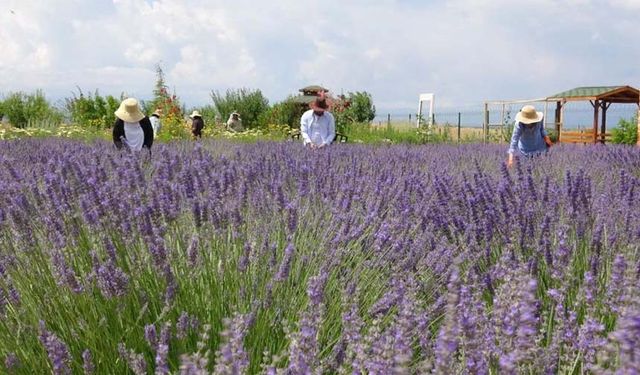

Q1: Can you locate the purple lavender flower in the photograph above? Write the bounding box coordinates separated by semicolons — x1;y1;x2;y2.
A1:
38;321;71;375
214;313;250;375
274;242;295;282
4;352;19;371
118;343;148;375
237;242;252;273
145;323;158;348
155;322;172;375
177;311;191;340
82;349;95;375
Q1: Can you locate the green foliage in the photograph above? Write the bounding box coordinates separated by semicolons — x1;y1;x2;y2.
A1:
65;88;122;130
260;96;303;128
210;88;269;129
611;115;638;145
145;64;183;119
155;112;191;142
345;123;456;144
334;91;376;131
1;90;63;128
194;105;220;129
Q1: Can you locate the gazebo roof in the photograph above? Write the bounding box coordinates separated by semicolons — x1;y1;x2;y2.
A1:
292;95;318;104
299;85;328;93
548;86;639;103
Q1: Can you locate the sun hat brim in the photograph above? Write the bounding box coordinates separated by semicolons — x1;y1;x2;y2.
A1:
114;108;145;123
515;111;543;124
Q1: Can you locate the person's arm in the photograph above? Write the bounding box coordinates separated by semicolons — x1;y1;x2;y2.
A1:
507;122;522;166
300;113;312;145
112;119;124;149
140;117;154;149
322;113;336;146
541;123;553;147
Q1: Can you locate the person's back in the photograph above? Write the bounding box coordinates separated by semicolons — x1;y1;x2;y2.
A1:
190;110;204;138
150;110;161;137
227;112;244;132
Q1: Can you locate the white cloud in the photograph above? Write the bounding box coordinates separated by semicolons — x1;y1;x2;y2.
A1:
0;0;638;113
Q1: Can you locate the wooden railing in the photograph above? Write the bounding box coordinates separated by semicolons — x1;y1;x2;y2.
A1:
559;130;612;144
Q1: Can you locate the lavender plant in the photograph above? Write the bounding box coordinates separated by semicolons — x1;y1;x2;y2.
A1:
0;138;638;373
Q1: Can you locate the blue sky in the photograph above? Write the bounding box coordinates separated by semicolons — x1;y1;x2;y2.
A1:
1;0;639;114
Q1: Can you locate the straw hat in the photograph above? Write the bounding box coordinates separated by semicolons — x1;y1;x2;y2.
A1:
516;105;543;124
189;110;202;118
114;98;145;123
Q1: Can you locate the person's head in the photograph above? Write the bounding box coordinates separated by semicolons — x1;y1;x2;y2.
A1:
516;105;543;127
231;112;240;120
152;109;162;118
190;110;202;119
115;98;145;123
311;97;328;116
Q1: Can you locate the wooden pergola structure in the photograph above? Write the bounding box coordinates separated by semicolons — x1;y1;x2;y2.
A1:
547;86;640;144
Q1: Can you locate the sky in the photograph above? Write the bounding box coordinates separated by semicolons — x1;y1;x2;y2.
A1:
1;0;639;114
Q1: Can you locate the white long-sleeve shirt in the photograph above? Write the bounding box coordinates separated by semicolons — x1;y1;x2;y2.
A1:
123;122;145;151
300;109;336;146
150;116;161;137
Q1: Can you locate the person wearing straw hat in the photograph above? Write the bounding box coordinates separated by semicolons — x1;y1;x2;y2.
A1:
112;98;154;152
507;105;553;167
190;110;205;139
300;95;335;149
226;111;244;132
150;108;162;138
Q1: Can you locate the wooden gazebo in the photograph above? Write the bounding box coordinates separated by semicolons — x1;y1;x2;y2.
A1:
547;86;640;143
292;85;328;105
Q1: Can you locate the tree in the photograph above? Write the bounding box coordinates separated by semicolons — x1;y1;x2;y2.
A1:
261;96;303;128
2;90;63;128
65;88;121;129
333;91;376;133
611;115;638;145
146;64;182;117
210;88;269;129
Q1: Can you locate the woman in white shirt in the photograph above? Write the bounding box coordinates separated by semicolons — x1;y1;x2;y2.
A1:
150;109;162;138
112;98;154;152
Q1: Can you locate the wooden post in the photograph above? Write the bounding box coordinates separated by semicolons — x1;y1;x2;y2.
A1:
483;102;489;143
457;112;461;144
591;100;600;144
600;102;609;144
554;101;562;142
637;109;640;146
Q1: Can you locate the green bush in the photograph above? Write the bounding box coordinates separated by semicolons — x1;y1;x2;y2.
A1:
210;88;269;129
1;90;63;128
260;96;303;128
64;89;121;130
611;115;638;145
334;91;375;124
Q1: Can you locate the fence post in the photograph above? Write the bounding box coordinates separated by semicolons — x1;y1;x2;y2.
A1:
637;109;640;146
409;114;412;122
387;114;391;127
457;112;461;144
483;103;489;143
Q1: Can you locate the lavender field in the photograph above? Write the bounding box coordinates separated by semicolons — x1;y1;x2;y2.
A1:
0;138;639;374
